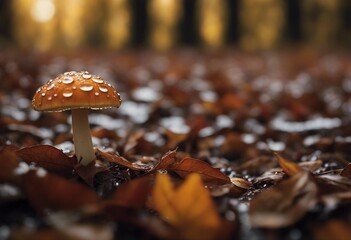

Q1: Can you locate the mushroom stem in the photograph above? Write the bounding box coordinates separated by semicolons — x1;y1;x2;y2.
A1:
71;108;95;166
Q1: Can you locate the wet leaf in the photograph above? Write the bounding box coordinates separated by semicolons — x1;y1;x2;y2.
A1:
151;173;222;240
16;145;76;177
23;169;100;213
274;152;304;176
230;177;252;189
249;172;317;228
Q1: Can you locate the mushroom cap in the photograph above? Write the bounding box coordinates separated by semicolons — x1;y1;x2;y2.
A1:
32;71;121;112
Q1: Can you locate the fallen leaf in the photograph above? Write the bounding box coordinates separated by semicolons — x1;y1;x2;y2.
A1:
299;159;323;172
274;152;304;176
340;163;351;178
168;157;231;184
249;172;317;228
96;148;152;171
0;146;20;183
23;169;100;213
16;145;76;177
312;220;351;240
151;173;222;240
74;160;108;186
153;149;178;171
230;177;252;189
104;175;153;210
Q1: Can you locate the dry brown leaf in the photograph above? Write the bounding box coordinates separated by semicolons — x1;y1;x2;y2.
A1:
274;152;304;176
16;145;76;177
168;157;231;184
23;169;100;213
151;173;222;240
96;148;152;171
249;172;317;228
153;149;178;171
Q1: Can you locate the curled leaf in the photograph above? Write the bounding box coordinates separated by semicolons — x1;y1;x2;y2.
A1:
96;148;152;171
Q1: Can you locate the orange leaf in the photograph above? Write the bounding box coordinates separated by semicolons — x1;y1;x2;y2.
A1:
274;152;304;176
151;173;222;240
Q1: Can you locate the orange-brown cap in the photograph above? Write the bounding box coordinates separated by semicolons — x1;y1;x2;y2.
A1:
32;71;121;111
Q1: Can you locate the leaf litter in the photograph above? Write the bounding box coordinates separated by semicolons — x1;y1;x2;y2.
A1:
1;50;351;239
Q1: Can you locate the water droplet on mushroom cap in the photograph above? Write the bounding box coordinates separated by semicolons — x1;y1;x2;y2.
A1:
92;77;104;84
99;86;108;93
63;91;73;97
62;77;74;84
80;85;94;92
83;73;92;79
47;83;55;90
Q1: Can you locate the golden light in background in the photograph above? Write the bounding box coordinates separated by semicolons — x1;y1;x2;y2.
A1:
197;0;228;49
148;0;182;51
301;0;341;48
57;0;85;48
239;0;285;51
12;0;57;51
12;0;100;51
104;0;131;49
57;0;100;49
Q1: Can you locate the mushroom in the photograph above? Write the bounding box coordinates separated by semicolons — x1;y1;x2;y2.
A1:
32;71;122;166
